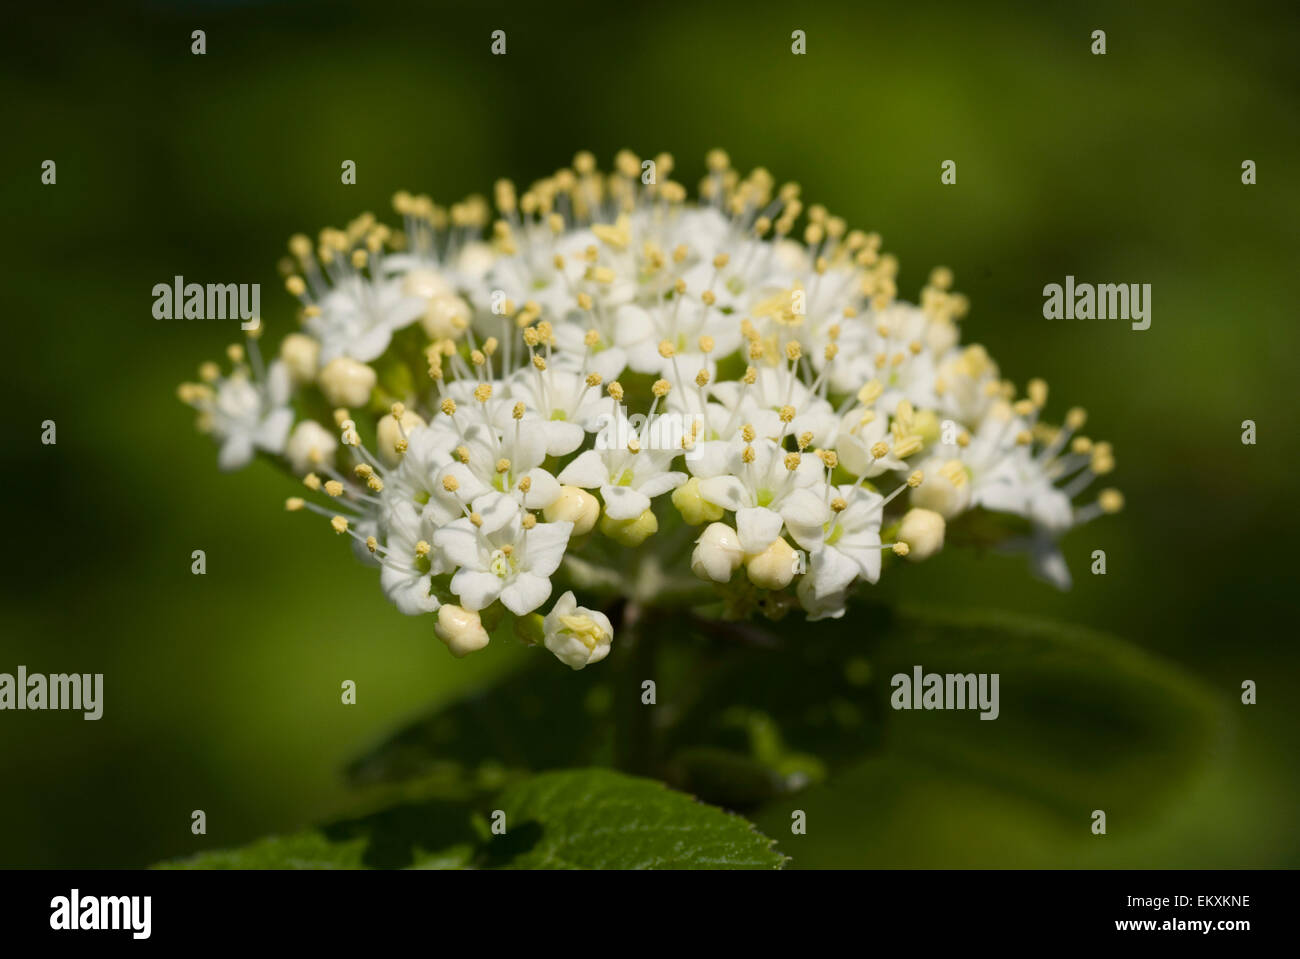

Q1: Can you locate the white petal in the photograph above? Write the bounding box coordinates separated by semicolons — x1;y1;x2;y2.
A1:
501;571;552;615
450;568;502;611
433;521;483;570
557;449;610;488
523;521;573;577
736;506;784;554
636;471;687;500
600;484;650;520
698;475;749;511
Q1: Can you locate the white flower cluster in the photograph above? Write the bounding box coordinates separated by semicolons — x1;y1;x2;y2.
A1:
178;150;1122;669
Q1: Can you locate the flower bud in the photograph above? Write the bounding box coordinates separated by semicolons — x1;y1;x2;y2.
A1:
280;332;320;384
376;408;426;467
898;508;946;561
318;356;377;407
401;266;453;301
434;604;490;658
543;591;613;669
543;485;600;535
671;476;724;525
691;523;744;583
599;507;658;546
744;537;797;590
420;294;472;340
285;420;338;474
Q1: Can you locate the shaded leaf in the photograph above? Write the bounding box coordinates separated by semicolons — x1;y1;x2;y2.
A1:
480;768;786;869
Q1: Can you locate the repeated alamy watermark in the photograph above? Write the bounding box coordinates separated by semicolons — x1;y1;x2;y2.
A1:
591;407;707;461
0;666;103;720
152;275;260;330
50;890;150;939
1043;275;1150;331
890;665;999;720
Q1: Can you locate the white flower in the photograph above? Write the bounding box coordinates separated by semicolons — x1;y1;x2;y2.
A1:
304;274;426;365
543;591;613;669
191;148;1122;666
433;493;572;614
558;438;686;521
181;354;293;472
692;438;829;554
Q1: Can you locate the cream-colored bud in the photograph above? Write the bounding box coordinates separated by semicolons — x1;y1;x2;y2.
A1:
376;409;426;467
898;508;946;561
671;476;724;526
401;266;453;301
744;537;797;590
543;485;600;536
434;605;491;658
690;523;744;583
318;356;377;408
421;294;472;340
285;420;338;475
280;332;320;384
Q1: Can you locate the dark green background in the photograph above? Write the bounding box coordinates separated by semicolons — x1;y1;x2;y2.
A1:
3;0;1296;867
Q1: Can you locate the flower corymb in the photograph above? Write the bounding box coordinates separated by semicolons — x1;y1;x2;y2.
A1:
177;149;1121;668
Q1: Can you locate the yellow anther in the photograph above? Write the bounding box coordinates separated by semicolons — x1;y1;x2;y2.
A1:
303;473;322;491
285;497;304;511
1066;407;1088;430
870;441;890;459
893;436;923;459
892;542;911;557
1028;378;1048;408
442;475;460;492
522;512;538;529
786;341;802;362
496;458;511;474
330;516;348;534
907;470;924;488
1099;489;1124;513
324;480;344;497
830;497;847;513
741;424;756;443
652;379;671;398
607;382;625;402
784;452;802;471
658;340;675;358
742;445;756;464
474;383;493;403
441;398;457;416
857;380;883;406
469;512;483;527
778;405;795;423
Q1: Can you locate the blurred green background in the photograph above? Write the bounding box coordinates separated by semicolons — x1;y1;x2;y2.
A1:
3;0;1296;867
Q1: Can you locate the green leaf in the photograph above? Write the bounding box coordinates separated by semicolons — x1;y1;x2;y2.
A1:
479;768;786;869
157;782;483;870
